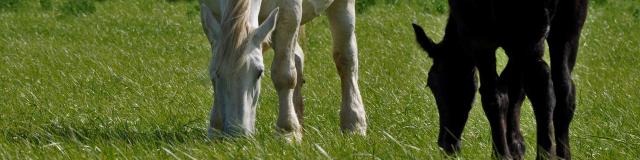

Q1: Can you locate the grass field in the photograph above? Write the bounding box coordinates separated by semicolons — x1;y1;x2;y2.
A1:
1;0;639;159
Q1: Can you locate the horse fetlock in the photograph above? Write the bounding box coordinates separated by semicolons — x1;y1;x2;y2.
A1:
277;128;303;143
276;116;303;143
221;121;255;136
438;138;461;155
556;143;571;160
277;113;302;132
494;153;514;160
535;147;556;160
509;136;526;159
339;107;367;135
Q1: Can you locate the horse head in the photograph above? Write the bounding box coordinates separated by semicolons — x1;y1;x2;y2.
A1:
412;23;478;153
201;1;279;137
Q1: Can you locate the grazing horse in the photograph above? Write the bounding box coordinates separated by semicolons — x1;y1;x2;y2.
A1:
199;0;367;142
412;0;587;159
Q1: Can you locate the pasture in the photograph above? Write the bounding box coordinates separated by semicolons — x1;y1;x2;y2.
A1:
1;0;639;159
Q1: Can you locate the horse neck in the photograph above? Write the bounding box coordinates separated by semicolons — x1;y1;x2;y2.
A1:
218;0;261;28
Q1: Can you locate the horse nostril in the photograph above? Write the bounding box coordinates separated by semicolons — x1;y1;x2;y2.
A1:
257;69;264;78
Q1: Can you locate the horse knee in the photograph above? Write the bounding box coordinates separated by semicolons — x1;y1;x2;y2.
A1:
271;66;297;89
333;51;357;73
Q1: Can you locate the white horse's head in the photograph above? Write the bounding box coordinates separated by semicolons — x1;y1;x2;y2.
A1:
200;1;278;136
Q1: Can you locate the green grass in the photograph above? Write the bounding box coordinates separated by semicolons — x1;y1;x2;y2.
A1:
1;0;639;159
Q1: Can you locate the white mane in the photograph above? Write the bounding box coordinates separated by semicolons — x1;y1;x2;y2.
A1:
214;0;252;71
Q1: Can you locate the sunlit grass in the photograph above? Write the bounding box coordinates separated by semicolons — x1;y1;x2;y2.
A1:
1;0;638;159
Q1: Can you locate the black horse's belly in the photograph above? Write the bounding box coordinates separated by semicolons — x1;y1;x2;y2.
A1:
496;0;552;45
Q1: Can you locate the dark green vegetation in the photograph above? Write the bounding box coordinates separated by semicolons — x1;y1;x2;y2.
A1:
1;0;638;159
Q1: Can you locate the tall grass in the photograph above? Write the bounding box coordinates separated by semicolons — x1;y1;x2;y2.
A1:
1;0;638;159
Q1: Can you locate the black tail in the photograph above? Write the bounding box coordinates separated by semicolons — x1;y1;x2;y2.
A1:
412;23;437;56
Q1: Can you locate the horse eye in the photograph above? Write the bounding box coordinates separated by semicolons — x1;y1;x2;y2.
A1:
215;70;221;78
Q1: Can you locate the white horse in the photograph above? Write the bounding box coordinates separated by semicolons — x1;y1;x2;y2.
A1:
199;0;366;141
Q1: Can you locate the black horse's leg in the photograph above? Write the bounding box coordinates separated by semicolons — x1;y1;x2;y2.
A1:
500;60;527;159
475;48;511;159
507;41;556;159
547;0;588;159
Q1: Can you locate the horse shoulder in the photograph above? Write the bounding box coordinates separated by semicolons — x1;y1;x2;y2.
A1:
258;0;334;25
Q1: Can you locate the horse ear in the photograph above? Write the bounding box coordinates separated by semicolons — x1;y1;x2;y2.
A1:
412;23;437;57
252;8;279;45
200;3;221;44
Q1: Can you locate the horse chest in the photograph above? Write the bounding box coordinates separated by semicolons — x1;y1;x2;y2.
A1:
202;0;334;25
259;0;334;24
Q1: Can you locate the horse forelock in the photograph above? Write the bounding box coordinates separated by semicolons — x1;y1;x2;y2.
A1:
215;0;253;71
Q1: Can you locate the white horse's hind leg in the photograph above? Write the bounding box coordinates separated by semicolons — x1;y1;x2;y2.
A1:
293;41;305;126
326;0;367;135
271;0;303;142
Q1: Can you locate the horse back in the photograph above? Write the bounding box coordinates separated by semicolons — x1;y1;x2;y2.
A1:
448;0;560;45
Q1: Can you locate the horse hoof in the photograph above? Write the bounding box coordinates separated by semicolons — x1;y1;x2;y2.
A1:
207;127;224;140
340;125;367;136
277;129;303;143
340;109;367;136
510;142;526;159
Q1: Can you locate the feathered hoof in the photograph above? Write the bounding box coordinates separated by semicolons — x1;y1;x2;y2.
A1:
340;118;367;136
276;129;303;144
340;124;367;136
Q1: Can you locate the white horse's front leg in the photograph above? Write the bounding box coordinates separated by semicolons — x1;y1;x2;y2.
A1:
326;0;367;135
271;0;303;142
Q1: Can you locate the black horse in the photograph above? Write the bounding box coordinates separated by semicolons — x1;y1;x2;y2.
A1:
412;0;587;159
